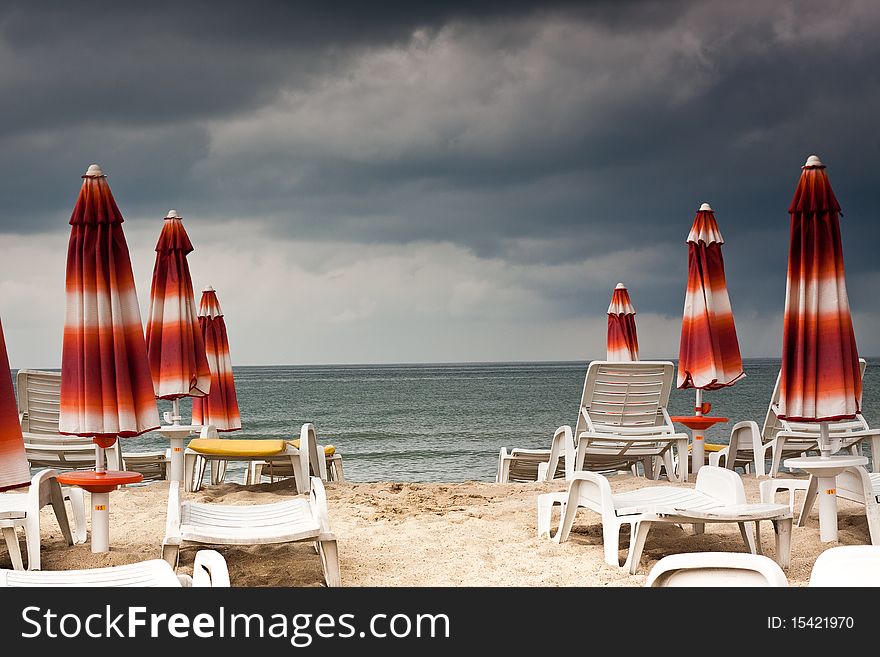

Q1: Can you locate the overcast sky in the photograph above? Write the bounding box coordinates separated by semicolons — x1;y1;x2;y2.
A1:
1;0;878;367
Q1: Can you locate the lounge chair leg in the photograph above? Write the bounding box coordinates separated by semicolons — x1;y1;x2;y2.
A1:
319;538;342;587
162;542;180;568
797;475;818;527
625;521;652;574
770;445;784;478
67;488;87;544
536;493;565;539
692;523;705;535
739;521;757;554
774;518;792;569
2;527;23;571
754;521;763;555
49;481;74;547
24;516;41;571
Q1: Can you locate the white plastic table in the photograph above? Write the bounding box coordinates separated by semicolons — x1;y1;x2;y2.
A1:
154;424;201;483
784;454;868;542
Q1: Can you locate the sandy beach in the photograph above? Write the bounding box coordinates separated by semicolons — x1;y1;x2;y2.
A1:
14;472;872;587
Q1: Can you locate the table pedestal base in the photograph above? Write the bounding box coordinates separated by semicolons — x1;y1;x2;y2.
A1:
90;491;110;553
816;475;840;543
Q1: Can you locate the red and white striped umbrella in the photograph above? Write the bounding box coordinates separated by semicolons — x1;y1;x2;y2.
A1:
606;283;639;361
0;318;31;491
677;202;744;392
192;286;241;431
778;155;861;422
59;164;160;447
145;210;211;402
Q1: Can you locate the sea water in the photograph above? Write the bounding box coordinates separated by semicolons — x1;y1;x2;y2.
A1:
137;358;879;483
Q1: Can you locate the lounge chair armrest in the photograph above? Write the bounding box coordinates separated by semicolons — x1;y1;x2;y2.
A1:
568;471;614;511
585;426;675;437
547;425;575;481
27;468;61;513
309;477;333;535
578;430;688;443
192;550;231;587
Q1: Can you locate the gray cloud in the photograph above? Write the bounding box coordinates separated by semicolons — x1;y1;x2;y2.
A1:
0;0;878;365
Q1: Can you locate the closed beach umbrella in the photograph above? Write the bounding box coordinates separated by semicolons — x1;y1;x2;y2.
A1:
145;209;211;423
778;155;862;544
60;164;160;450
779;156;861;424
192;286;241;431
0;318;31;491
606;283;638;361
677;202;744;394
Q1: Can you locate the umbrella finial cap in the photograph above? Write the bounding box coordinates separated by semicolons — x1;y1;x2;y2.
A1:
698;202;712;212
203;285;215;292
615;282;626;289
83;163;105;177
804;154;824;168
165;209;181;220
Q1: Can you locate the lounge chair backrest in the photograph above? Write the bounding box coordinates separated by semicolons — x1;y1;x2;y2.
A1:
808;545;880;587
761;358;868;444
575;361;674;438
645;552;789;587
16;368;123;470
17;369;62;434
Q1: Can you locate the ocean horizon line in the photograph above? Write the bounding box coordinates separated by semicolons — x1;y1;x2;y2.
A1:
13;356;880;371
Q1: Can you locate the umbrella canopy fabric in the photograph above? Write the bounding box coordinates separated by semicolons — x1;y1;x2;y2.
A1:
192;286;241;431
606;283;639;361
0;318;31;491
677;203;744;391
59;164;160;445
778;155;861;422
145;210;211;400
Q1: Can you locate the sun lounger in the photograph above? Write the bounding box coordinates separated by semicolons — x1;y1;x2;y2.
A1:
537;465;792;574
808;545;880;586
500;361;689;483
165;425;340;586
644;552;789;587
17;369;168;481
183;423;335;493
0;549;229;586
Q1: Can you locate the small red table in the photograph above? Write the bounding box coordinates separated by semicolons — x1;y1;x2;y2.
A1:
670;416;728;476
57;470;143;553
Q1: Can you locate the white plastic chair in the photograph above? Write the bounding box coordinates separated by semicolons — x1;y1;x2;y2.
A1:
1;467;86;570
645;552;789;587
0;549;230;586
164;427;341;586
712;360;879;477
537;465;793;574
808;545;880;587
499;361;689;484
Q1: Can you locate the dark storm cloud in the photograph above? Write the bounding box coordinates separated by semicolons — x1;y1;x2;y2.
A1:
1;0;879;328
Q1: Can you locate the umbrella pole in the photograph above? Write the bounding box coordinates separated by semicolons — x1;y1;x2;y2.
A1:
691;389;705;475
172;397;181;425
95;443;105;473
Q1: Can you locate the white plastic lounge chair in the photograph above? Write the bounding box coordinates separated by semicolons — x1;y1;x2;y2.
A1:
0;468;84;570
710;359;879;477
808;545;880;587
183;423;336;493
164;426;341;586
537;465;792;574
247;442;345;485
496;448;565;483
644;552;789;587
543;361;690;483
0;549;230;586
17;369;168;481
